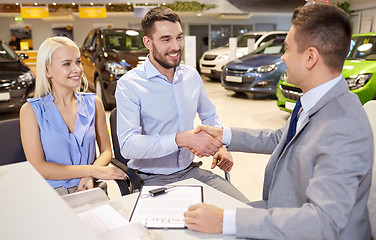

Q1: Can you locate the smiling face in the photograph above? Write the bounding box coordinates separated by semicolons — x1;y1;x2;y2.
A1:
46;45;83;92
281;26;306;88
143;20;184;73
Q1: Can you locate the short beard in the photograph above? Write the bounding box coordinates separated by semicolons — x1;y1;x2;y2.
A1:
154;52;181;69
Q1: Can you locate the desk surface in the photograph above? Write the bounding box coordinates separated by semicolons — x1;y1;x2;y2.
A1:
110;178;251;240
0;162;98;240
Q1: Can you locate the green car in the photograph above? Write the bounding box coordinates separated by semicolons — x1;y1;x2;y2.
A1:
277;32;376;112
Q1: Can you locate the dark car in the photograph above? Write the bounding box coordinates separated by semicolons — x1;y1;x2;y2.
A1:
81;28;148;109
221;37;286;96
0;40;35;112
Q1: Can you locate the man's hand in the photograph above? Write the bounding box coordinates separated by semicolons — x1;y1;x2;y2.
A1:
176;130;222;157
184;203;223;234
212;146;233;172
194;125;223;142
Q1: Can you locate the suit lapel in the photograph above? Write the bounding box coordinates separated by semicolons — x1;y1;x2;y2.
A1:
263;78;349;200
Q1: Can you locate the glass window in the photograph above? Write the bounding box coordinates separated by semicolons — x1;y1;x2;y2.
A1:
347;36;376;60
0;42;17;61
210;25;231;49
102;29;146;51
253;37;285;55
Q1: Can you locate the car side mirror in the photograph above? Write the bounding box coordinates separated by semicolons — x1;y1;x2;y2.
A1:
18;53;28;60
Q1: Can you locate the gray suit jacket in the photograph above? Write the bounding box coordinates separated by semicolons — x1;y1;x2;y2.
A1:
228;79;374;240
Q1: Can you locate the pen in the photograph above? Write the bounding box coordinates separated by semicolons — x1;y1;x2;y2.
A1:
149;185;176;197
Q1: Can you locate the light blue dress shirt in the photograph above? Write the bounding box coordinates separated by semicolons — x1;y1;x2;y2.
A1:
115;57;222;174
221;75;343;235
27;93;97;189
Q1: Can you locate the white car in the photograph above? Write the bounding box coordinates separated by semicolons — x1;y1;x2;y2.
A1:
199;31;287;79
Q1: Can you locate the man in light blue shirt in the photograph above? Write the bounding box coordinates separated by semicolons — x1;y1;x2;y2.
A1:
184;4;373;240
115;6;248;202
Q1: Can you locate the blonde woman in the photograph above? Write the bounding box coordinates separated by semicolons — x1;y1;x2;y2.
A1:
20;36;126;195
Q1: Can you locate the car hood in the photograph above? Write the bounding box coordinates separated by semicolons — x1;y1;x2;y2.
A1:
0;60;30;78
203;46;246;55
226;54;282;70
342;59;376;77
105;50;149;68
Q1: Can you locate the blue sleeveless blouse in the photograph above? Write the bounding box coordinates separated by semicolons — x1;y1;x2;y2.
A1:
27;93;96;189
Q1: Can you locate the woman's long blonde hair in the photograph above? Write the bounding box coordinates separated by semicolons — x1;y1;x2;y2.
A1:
34;36;88;98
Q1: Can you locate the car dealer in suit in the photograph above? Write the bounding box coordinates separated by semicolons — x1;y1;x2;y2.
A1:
184;3;374;240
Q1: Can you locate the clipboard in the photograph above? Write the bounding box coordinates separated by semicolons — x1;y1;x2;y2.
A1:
129;185;203;229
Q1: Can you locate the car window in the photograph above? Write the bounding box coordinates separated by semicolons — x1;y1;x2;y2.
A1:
0;42;17;61
348;36;376;60
253;37;285;55
103;30;146;51
83;31;95;48
237;34;263;47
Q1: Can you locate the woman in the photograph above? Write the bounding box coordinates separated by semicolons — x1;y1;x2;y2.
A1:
20;36;126;195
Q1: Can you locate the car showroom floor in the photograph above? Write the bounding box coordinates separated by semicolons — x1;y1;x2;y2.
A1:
104;75;291;202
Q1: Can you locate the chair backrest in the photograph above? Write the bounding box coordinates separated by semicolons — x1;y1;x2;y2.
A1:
364;100;376;238
0;118;27;166
110;107;130;165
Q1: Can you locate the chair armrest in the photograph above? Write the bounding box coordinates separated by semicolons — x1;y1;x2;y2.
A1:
111;158;142;192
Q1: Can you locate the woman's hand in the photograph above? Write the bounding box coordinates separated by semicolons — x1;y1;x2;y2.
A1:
92;166;128;180
77;176;94;191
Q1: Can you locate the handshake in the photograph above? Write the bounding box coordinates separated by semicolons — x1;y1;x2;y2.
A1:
176;125;224;157
176;125;232;172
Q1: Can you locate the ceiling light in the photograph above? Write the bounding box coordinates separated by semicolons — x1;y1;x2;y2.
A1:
72;2;76;6
52;2;56;5
108;2;112;5
34;2;38;6
90;2;93;5
127;2;130;5
15;3;19;5
145;3;148;5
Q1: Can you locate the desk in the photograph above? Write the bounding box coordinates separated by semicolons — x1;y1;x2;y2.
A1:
0;162;98;240
109;178;251;240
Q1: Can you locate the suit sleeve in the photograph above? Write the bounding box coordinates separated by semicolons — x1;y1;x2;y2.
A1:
233;115;373;240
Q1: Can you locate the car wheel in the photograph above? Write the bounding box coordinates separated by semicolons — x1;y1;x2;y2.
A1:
95;76;111;110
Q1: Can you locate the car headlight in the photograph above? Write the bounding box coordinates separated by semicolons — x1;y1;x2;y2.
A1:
280;70;288;81
18;70;34;83
105;62;128;75
345;74;372;90
255;64;277;73
218;54;229;61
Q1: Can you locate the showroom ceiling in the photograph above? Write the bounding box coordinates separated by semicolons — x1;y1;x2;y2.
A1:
228;0;307;12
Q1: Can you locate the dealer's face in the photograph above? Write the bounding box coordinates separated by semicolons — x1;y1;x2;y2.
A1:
281;26;305;87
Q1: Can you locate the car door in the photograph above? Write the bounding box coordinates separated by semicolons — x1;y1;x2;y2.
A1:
81;30;97;90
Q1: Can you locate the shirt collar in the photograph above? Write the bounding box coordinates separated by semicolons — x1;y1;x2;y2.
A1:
144;54;183;82
300;75;342;114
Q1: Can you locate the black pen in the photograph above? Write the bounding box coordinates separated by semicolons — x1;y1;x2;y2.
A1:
149;185;176;197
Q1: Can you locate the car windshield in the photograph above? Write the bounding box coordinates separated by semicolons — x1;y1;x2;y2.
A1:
237;34;263;47
0;42;17;61
253;37;285;55
103;29;147;51
347;36;376;60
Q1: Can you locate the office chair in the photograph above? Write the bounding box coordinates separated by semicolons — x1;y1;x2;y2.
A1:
109;108;142;196
0;118;27;166
364;100;376;239
109;108;230;196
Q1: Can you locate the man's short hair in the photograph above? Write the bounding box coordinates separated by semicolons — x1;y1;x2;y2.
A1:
141;6;181;38
292;4;352;72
